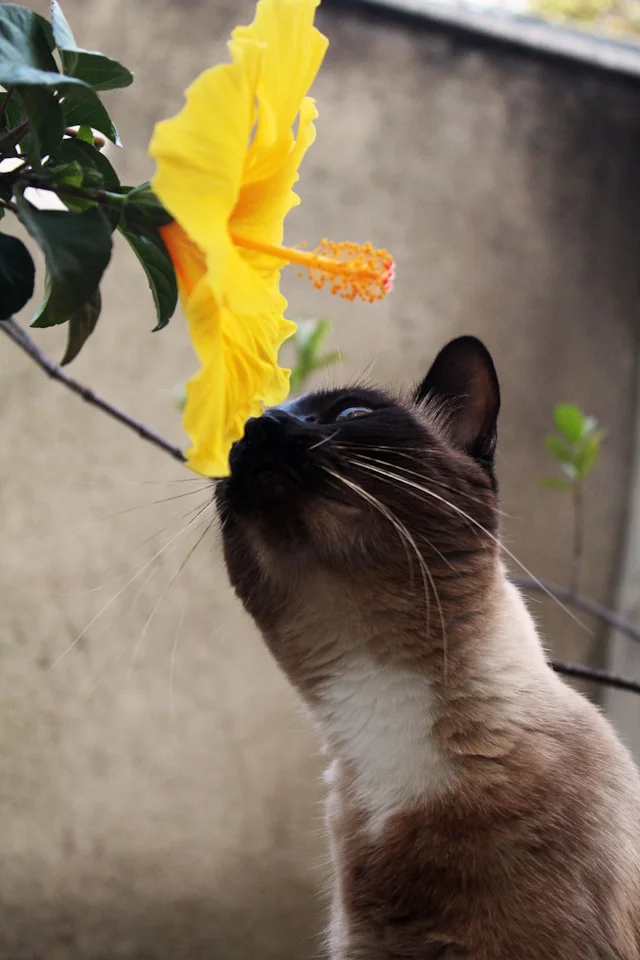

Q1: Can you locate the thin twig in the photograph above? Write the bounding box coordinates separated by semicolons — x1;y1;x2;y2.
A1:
550;659;640;694
0;316;186;465
570;482;584;595
0;120;29;154
511;574;640;644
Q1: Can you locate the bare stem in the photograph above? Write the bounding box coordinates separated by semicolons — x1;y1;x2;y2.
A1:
550;659;640;694
570;481;584;595
511;574;640;643
0;316;186;466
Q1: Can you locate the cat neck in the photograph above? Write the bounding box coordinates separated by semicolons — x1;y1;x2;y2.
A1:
308;564;560;831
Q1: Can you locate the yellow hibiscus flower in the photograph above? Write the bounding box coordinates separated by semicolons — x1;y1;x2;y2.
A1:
149;0;394;478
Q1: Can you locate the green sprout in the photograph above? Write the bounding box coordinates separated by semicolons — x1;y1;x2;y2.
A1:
542;403;605;594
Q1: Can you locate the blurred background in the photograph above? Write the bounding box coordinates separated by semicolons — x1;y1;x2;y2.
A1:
2;0;640;956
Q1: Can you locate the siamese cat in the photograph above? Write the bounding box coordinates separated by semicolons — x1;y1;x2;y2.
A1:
216;336;640;959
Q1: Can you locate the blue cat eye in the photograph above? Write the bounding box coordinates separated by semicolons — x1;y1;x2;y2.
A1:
335;406;372;421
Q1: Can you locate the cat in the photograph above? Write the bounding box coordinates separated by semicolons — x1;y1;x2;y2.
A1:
216;335;640;959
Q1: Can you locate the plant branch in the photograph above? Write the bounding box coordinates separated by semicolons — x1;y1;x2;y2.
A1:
511;574;640;643
0;120;29;155
0;316;186;466
570;481;584;595
550;659;640;694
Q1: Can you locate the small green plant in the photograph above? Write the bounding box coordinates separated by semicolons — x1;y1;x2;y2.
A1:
542;403;605;594
288;317;341;394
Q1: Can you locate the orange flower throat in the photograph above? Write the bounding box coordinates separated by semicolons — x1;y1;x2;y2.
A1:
231;233;395;303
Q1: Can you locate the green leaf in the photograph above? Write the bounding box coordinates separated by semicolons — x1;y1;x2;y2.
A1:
62;51;133;92
0;5;58;74
61;95;119;146
51;1;133;92
118;225;177;330
1;90;24;133
574;434;604;479
44;159;84;187
554;403;584;443
50;137;119;191
121;182;172;230
545;435;575;465
540;477;572;492
76;124;93;144
0;64;121;146
0;232;35;318
17;196;112;327
16;85;63;165
60;286;101;364
49;0;76;50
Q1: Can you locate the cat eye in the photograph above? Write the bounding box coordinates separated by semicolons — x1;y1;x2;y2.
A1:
335;406;372;421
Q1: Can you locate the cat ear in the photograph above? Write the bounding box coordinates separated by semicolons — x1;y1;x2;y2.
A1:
414;336;500;467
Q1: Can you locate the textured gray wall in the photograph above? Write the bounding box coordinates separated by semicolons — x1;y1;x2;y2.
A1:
2;1;640;957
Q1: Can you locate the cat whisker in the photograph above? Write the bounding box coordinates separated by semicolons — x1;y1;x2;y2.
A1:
127;503;217;677
309;430;341;451
321;465;448;674
51;498;216;670
350;458;587;633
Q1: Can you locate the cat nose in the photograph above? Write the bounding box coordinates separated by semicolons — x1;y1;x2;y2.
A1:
243;410;297;445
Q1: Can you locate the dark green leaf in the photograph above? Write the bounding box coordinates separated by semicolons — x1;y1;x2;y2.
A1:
118;224;177;330
0;207;5;221
60;286;101;364
16;85;63;165
0;5;58;73
33;14;55;52
540;477;572;493
545;435;575;465
1;90;24;133
62;51;133;92
61;95;119;146
50;0;77;50
49;0;76;50
51;1;133;92
0;232;35;318
44;159;84;187
17;196;112;327
554;403;584;443
0;64;121;145
51;136;119;191
121;182;172;231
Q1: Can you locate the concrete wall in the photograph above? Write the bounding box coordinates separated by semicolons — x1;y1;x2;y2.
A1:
2;1;640;957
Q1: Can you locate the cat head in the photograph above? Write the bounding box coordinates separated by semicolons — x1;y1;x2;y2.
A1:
216;336;501;667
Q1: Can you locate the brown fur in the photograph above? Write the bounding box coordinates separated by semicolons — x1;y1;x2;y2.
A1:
216;338;640;959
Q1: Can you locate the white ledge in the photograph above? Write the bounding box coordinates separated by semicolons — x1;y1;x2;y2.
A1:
337;0;640;81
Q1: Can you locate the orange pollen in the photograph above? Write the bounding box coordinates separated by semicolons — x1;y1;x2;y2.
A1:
230;234;395;303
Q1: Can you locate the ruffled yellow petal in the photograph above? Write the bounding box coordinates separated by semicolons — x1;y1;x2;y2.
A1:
231;95;318;251
234;0;327;162
149;38;262;254
182;237;295;477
